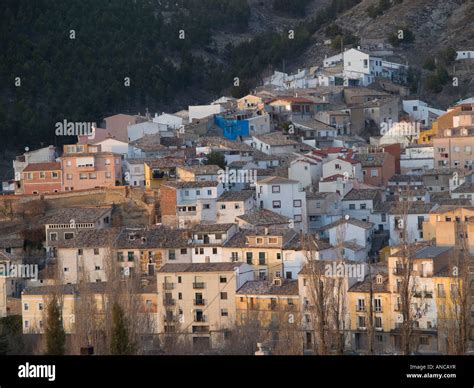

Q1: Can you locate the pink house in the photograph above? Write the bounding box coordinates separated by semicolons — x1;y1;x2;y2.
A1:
60;144;123;191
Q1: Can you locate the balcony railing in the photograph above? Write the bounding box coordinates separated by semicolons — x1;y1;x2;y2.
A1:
194;299;206;306
163;283;175;290
192;326;209;333
193;282;205;289
194;315;207;323
356;306;366;312
163;298;175;306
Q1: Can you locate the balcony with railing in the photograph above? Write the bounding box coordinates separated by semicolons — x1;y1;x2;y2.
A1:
194;314;207;323
356;305;366;312
192;325;210;334
193;282;205;289
194;299;206;306
163;282;175;290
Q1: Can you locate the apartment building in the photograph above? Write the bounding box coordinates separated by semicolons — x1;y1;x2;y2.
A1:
60;144;122;191
348;269;392;353
156;262;253;349
21;280;157;334
223;228;306;281
256;176;307;232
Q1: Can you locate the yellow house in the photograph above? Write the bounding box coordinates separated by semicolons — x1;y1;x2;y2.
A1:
417;127;436;144
176;165;221;182
237;94;264;111
347;270;392;353
21;281;158;336
223;228;303;281
156;262;254;350
235;278;300;327
144;157;184;190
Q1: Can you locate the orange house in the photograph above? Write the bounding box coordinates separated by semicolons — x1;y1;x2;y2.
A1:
22;162;62;195
60;144;122;191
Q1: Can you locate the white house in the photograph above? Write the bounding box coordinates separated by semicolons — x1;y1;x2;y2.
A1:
288;156;323;189
318;174;355;197
190;224;238;263
249;133;301;155
388;203;435;245
342;189;383;223
402;100;446;127
322;157;363;182
123;159;146;187
127;121;168;142
216;191;256;224
188;104;224;122
153;112;184;129
400;145;434;174
256;176;307;232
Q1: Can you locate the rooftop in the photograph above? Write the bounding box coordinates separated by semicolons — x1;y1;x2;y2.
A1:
237;280;299;296
157;262;245;273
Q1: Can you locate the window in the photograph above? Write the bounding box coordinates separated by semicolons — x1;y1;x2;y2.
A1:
64;267;69;272
419;337;429;346
64;232;74;240
349;204;356;210
268;237;278;244
220;276;227;283
38;303;44;311
78;249;83;255
105;172;112;179
360;204;367;210
276;253;281;260
23;303;29;311
358;316;366;328
66;173;72;180
259;252;265;265
220;204;226;210
178;276;182;283
231;252;238;261
374;298;382;312
371;169;378;177
127;252;134;261
286;271;292;279
93;248;99;255
95;266;101;271
180;248;187;255
168;250;176;260
246;252;253;265
221;309;229;317
375;316;382;328
293;200;302;207
256;238;263;244
272;185;280;193
273;200;281;208
50;232;58;241
212;248;218;255
294;215;302;222
220;292;228;300
39;171;46;179
203;204;210;210
357;298;365;312
178;292;182;300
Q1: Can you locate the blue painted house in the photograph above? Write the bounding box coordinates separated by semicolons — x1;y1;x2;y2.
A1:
215;114;250;140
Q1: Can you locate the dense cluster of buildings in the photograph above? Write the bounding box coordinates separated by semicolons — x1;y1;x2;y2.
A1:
1;45;473;355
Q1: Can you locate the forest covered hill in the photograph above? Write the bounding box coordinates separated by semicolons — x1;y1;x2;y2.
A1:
0;0;472;156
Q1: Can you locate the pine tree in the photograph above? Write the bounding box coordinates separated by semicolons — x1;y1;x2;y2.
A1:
110;302;133;355
45;296;66;355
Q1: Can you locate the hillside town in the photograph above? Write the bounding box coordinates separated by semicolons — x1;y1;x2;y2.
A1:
1;46;474;356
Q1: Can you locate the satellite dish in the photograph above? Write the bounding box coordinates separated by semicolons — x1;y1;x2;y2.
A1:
344;214;350;220
25;146;29;152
